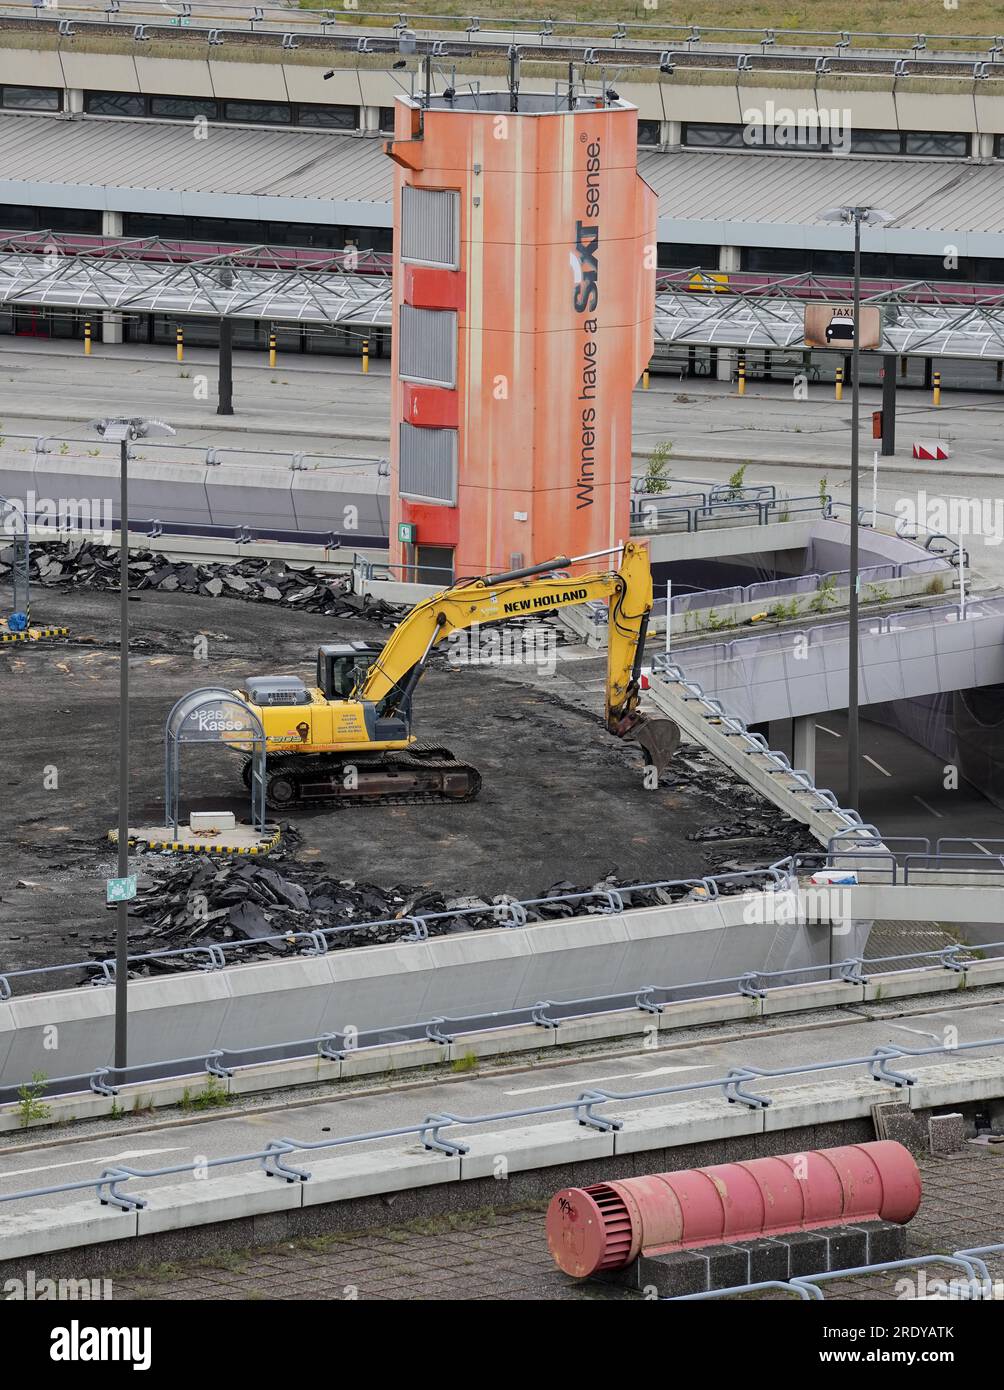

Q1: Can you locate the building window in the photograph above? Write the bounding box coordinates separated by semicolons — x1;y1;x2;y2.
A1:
150;95;219;121
222;100;293;125
379;106;396;132
850;129;903;155
681;122;747;148
85;91;146;117
637;119;661;147
401;186;459;268
2;86;61;112
904;130;969;157
297;103;358;129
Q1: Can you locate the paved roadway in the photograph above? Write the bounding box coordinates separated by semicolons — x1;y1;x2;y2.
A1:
2;996;1003;1213
4;339;1004;577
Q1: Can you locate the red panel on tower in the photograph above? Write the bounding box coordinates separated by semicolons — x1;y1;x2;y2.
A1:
403;384;459;429
404;266;467;312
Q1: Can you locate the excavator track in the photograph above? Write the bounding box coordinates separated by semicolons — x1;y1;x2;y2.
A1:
241;744;482;810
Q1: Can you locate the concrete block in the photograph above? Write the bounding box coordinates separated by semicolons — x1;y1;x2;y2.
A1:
862;1220;907;1264
302;1147;461;1205
0;1202;137;1259
731;1237;790;1282
228;1055;341;1095
910;1058;1004;1110
459;1121;616;1181
928;1111;967;1155
612;1099;764;1156
706;1243;753;1289
872;1101;926;1157
445;1026;556;1062
337;1040;447;1078
136;1171;303;1235
189;811;236;832
762;981;864;1015
550;1012;654;1047
657;994;762;1031
762;1079;877;1132
780;1230;830;1274
863;969;967;1003
633;1250;709;1297
825;1226;869;1271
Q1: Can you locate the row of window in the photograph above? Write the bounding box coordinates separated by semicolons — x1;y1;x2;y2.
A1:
3;207;1004;285
83;89;396;130
678;122;972;157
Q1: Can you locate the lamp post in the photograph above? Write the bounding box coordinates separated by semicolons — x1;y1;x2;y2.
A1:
91;416;176;1078
818;205;893;811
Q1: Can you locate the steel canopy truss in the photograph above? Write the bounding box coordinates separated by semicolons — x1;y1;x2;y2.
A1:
0;240;394;328
653;269;1004;360
3;245;1004;357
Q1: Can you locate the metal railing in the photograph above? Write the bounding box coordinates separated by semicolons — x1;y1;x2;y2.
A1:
673;1247;1004;1301
667;554;952;618
1;431;383;475
630;492;828;534
1;1032;1002;1216
650;655;867;833
3;924;1002;1109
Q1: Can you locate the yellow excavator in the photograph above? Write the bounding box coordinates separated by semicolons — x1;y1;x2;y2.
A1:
232;541;680;808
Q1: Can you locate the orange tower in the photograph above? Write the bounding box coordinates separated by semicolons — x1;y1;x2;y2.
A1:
386;83;656;581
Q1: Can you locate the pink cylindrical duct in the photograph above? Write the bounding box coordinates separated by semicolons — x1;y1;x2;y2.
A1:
547;1141;921;1278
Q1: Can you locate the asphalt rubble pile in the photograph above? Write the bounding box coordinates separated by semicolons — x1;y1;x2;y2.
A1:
9;538;406;626
5;538;570;648
92;844;790;979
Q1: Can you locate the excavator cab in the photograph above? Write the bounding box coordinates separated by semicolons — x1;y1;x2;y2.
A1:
316;642;382;700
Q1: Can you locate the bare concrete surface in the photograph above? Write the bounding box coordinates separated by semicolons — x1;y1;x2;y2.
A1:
100;1148;1004;1301
0;585;810;977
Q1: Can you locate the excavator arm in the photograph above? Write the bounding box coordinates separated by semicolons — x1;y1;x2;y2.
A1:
357;540;679;772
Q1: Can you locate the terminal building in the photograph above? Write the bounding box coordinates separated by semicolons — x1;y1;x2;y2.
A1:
0;25;1003;363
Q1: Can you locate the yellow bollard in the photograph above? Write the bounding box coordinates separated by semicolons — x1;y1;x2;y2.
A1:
361;337;370;374
901;355;908;378
933;371;942;406
737;356;746;396
835;366;843;402
83;321;91;356
176;326;184;363
268;330;277;370
642;366;650;390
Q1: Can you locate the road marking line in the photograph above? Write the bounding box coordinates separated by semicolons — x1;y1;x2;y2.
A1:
0;1147;188;1182
886;1025;943;1043
913;796;945;819
817;724;842;738
504;1065;709;1096
863;755;892;777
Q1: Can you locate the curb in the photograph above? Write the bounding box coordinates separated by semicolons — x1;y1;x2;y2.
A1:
0;625;69;643
107;824;282;857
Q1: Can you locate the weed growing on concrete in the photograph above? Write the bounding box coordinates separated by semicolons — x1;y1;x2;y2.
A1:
925;575;946;596
16;1072;51;1129
726;462;747;497
452;1050;479;1073
643;440;672;494
809;575;839;613
180;1075;230;1112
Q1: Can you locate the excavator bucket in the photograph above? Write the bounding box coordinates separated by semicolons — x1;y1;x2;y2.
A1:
633;715;681;776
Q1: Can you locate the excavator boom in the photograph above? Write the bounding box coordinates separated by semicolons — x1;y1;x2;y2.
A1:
229;540;679;809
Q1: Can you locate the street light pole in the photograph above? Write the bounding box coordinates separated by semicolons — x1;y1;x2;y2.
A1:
818;203;894;812
847;211;862;812
116;433;129;1074
92;416;176;1079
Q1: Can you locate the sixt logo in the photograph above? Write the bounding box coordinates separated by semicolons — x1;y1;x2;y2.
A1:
570;221;599;313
